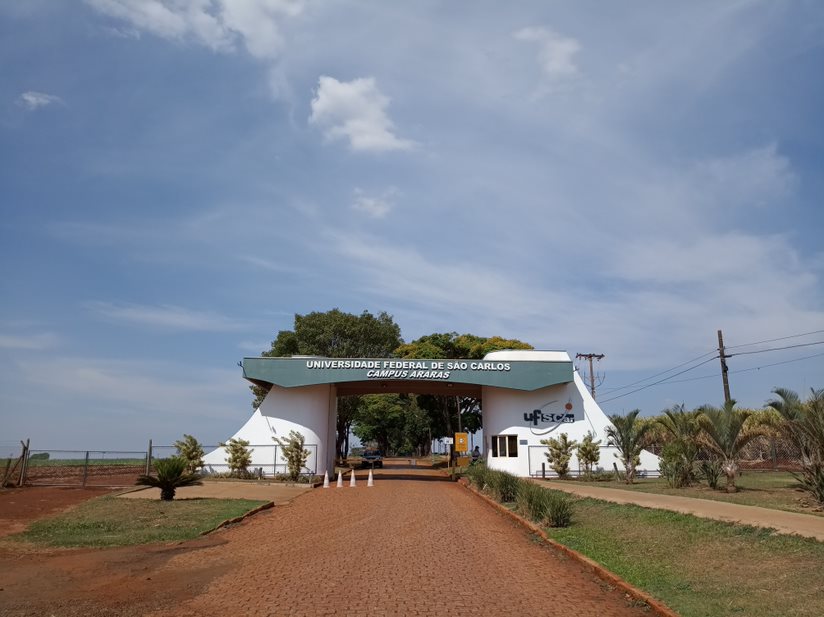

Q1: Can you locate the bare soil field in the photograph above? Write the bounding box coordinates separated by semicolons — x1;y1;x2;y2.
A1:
0;486;116;538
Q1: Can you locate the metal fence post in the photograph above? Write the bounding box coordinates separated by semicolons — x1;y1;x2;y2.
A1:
542;462;546;479
145;439;152;475
81;451;90;487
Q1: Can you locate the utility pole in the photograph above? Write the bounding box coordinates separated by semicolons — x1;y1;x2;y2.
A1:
575;353;605;398
717;329;731;403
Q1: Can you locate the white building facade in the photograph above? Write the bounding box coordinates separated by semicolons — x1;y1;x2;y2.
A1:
204;350;659;477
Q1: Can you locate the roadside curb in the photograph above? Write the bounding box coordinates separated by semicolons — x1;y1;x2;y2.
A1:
457;478;680;617
200;501;275;536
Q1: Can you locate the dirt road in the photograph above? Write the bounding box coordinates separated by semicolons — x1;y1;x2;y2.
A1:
1;464;650;617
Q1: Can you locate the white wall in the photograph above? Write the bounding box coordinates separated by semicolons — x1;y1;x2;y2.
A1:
482;372;660;477
203;383;333;476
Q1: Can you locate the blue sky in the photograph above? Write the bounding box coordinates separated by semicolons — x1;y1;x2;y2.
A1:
1;0;823;452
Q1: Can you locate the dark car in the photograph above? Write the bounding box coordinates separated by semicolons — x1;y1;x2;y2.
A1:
361;449;383;468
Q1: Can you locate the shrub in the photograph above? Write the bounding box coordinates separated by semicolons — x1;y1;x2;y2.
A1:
543;490;574;527
274;430;310;482
465;462;491;489
487;469;520;502
220;438;253;478
660;441;692;488
697;457;723;489
174;434;205;474
577;432;601;477
541;433;577;478
515;481;573;527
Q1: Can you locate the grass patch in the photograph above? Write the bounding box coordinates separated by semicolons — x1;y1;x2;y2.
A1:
16;495;268;547
546;498;824;617
561;471;823;516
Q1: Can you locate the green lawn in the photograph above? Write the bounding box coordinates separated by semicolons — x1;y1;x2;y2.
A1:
558;471;823;516
545;498;824;617
16;495;269;547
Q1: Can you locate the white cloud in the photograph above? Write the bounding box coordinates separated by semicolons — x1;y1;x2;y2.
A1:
17;91;63;110
0;332;60;350
514;26;581;81
85;0;305;57
87;302;245;331
352;187;398;219
309;76;415;152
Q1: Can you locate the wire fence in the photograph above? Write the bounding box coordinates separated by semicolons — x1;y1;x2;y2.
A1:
151;444;319;478
7;441;320;487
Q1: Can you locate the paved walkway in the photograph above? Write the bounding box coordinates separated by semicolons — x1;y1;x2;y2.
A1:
536;481;824;541
143;466;649;617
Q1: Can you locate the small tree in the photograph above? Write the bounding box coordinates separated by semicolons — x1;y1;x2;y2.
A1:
274;430;310;481
606;409;651;484
136;456;202;501
656;404;701;487
174;434;205;474
220;438;253;478
697;400;762;493
541;433;577;478
577;431;601;476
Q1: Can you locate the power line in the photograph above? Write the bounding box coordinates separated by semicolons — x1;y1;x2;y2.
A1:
609;350;824;388
728;340;824;357
598;356;718;404
599;349;717;395
725;328;824;351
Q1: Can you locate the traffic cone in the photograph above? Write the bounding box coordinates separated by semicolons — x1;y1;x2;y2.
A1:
323;470;330;488
350;470;357;487
336;471;343;488
367;469;374;487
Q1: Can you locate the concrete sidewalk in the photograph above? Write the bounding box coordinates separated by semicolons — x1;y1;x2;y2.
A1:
536;480;824;541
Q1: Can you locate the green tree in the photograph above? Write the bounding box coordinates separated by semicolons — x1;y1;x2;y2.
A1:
352;394;410;456
541;433;578;478
606;410;651;484
768;387;824;505
220;438;253;478
697;401;762;493
655;404;701;487
136;456;202;501
173;434;205;474
577;431;601;476
251;309;403;462
396;332;532;440
274;430;310;481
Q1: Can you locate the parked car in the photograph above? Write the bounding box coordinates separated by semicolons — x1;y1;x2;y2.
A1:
361;449;383;468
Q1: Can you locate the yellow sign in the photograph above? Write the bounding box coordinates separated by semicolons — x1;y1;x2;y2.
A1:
454;432;469;453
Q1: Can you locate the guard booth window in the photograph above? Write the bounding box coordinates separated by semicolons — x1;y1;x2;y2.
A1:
491;435;518;457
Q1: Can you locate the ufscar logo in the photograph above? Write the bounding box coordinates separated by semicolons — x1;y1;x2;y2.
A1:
524;400;575;426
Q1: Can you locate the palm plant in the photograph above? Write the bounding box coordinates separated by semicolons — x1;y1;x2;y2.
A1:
606;409;651;484
768;387;824;505
697;400;762;493
136;456;202;501
656;404;702;487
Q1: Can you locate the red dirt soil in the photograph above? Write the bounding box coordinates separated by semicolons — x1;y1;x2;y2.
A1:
0;486;117;538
